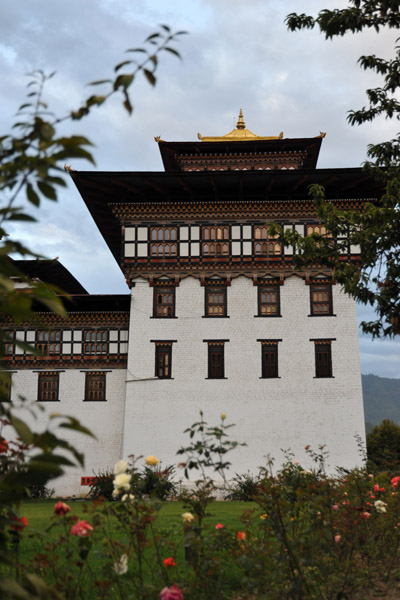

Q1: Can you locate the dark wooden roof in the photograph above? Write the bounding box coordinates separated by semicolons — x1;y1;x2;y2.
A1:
71;167;384;264
158;137;324;171
13;259;88;294
32;294;131;313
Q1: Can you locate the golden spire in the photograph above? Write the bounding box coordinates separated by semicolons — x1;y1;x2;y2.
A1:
236;108;245;129
198;111;284;142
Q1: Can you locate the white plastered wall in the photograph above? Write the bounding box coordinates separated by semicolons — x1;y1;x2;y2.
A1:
122;275;365;477
5;369;127;497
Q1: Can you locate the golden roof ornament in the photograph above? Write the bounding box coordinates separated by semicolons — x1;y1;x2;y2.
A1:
197;109;284;142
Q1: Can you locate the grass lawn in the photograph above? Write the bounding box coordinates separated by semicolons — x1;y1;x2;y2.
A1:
12;500;257;567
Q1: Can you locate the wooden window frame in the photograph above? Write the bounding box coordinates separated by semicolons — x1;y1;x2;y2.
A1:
3;331;14;356
150;227;178;258
1;372;12;402
83;330;108;354
84;372;106;401
38;371;59;402
258;285;280;317
207;344;225;379
153;287;176;318
310;285;333;316
253;225;281;256
36;330;61;355
204;286;227;317
314;342;333;378
260;343;279;379
155;344;173;379
202;226;230;257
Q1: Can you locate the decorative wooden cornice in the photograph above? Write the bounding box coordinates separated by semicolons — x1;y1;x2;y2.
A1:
111;198;366;222
2;311;130;328
1;355;128;370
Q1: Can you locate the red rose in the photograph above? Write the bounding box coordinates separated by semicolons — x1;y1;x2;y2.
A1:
236;531;246;541
54;501;71;516
163;557;177;567
0;439;8;453
10;516;28;531
70;519;93;537
160;585;183;600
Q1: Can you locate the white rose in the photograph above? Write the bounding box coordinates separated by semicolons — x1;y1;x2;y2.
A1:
114;473;131;491
114;554;128;575
113;460;129;475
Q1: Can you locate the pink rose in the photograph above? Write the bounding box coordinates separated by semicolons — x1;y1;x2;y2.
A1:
361;511;370;520
373;484;380;492
332;504;339;511
160;585;183;600
70;519;93;537
391;476;400;488
215;523;224;529
335;534;341;543
54;501;71;516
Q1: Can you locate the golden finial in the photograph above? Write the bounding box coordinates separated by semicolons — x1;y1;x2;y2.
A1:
64;164;71;171
154;136;165;143
236;108;245;129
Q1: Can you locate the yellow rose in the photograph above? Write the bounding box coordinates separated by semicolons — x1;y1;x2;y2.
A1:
220;413;226;421
182;512;195;523
145;455;159;466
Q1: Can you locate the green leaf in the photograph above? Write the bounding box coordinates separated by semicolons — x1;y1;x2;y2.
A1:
113;74;134;91
88;79;112;86
126;48;147;53
26;183;40;207
114;60;133;72
37;181;57;200
8;213;36;222
10;415;34;444
143;69;156;86
164;47;181;59
145;32;160;42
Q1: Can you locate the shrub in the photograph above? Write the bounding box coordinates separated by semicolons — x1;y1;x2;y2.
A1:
137;464;177;500
224;472;261;501
87;469;114;501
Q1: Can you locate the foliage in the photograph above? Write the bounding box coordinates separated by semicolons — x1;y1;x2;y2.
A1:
367;418;400;471
3;417;400;599
0;24;185;597
284;1;400;338
87;469;115;501
138;465;177;500
224;472;261;501
22;482;54;500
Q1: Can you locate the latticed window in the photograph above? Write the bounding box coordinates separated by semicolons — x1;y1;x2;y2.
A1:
258;286;280;316
253;226;281;255
155;344;172;379
205;286;226;317
150;227;178;257
38;372;59;402
208;344;224;379
85;372;106;401
310;285;332;316
306;224;329;236
315;343;332;378
202;226;230;256
3;331;14;355
1;372;12;402
83;330;108;354
261;343;278;378
36;331;61;355
153;287;175;318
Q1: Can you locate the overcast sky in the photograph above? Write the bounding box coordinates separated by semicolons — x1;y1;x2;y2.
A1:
1;0;399;378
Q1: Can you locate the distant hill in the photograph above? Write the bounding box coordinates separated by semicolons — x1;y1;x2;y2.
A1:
362;374;400;427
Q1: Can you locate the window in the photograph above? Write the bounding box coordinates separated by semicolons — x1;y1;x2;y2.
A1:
258;286;280;316
85;372;106;401
153;287;175;318
2;331;14;356
0;372;12;402
260;343;279;378
202;226;230;256
315;343;332;378
208;344;225;379
36;330;61;355
83;330;108;354
150;227;178;257
310;285;332;316
38;372;59;402
205;286;227;317
306;224;329;236
253;226;281;256
155;344;172;379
